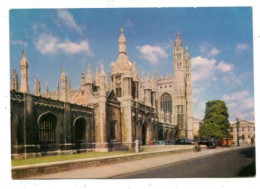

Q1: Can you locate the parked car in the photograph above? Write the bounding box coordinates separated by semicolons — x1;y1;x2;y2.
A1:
164;140;175;145
199;138;218;148
154;140;166;145
175;139;193;145
190;139;198;144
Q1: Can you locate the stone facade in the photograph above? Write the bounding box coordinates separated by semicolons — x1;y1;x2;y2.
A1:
230;120;255;145
11;27;193;158
192;118;203;137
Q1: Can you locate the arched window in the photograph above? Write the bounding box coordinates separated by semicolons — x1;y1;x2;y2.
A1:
160;93;172;123
38;112;57;144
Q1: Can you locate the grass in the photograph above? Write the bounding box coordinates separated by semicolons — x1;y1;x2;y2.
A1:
12;151;131;167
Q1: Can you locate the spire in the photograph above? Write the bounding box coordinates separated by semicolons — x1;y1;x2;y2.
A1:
20;50;29;66
11;69;19;91
99;65;106;97
86;64;93;84
20;50;29;93
144;72;151;89
99;64;105;77
81;71;85;86
174;31;183;49
60;67;68;101
118;27;127;54
45;81;49;97
34;75;41;95
184;46;190;57
94;66;100;86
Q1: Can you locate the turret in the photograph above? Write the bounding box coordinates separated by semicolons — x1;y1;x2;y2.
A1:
81;71;85;86
184;46;193;139
99;65;106;97
45;81;49;97
118;27;126;54
144;73;152;106
56;80;60;98
20;50;29;93
94;66;100;92
132;62;138;99
60;67;68;101
11;69;19;91
85;64;93;91
34;75;41;96
173;31;188;138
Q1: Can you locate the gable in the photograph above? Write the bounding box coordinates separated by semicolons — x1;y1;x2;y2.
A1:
106;90;118;102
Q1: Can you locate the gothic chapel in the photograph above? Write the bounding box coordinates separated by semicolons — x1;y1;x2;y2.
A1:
11;27;193;159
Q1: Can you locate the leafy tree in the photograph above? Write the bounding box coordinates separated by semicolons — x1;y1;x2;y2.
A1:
199;100;231;139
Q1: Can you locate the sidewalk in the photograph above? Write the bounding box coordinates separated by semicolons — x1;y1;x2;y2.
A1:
12;145;250;179
28;146;250;179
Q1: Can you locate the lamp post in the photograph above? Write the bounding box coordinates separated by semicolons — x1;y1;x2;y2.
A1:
235;117;240;146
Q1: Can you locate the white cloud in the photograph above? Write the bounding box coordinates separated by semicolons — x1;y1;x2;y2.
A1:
136;45;167;65
57;9;84;34
199;43;220;57
191;56;217;82
222;72;242;89
57;40;93;56
222;90;249;102
236;43;249;51
216;61;234;72
221;90;255;120
35;33;59;55
34;33;93;56
11;40;27;47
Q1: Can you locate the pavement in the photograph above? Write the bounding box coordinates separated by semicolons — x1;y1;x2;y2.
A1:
25;145;252;179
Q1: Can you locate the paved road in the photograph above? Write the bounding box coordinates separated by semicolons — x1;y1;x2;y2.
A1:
29;147;255;179
114;147;255;178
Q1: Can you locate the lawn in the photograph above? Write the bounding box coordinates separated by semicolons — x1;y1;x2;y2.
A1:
12;151;131;167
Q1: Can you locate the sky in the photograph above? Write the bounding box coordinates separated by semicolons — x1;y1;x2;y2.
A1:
9;7;254;121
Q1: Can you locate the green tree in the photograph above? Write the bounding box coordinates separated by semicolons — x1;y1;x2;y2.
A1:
199;100;231;139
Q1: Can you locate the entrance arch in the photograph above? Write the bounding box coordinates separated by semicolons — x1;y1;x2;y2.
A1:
74;117;87;149
38;112;57;151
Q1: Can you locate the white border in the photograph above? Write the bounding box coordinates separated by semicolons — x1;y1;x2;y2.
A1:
1;1;259;189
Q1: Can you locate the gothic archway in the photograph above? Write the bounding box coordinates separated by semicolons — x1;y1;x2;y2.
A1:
38;112;57;151
74;117;87;149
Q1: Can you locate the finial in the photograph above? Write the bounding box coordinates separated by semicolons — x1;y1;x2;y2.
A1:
22;50;26;57
176;31;180;36
185;46;188;51
120;27;124;33
100;64;105;77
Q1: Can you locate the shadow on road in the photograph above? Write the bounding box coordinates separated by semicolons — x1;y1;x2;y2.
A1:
236;147;256;177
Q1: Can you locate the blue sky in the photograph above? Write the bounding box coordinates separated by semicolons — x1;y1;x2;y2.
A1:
9;7;254;121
